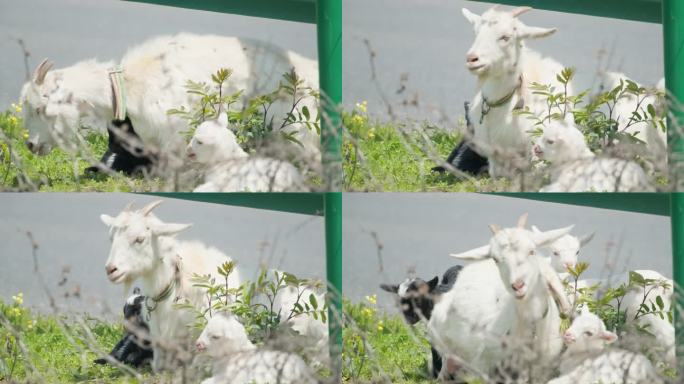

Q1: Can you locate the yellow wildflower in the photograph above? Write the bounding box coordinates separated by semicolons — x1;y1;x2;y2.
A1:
377;320;384;332
8;116;18;125
365;294;377;305
366;128;376;140
12;292;23;306
27;320;36;330
355;101;367;114
351;114;365;126
23;130;29;140
11;102;22;114
362;307;374;317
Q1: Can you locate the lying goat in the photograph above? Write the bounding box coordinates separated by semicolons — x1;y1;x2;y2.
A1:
86;117;155;175
94;288;153;367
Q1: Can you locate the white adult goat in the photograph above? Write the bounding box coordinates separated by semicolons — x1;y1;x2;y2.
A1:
534;120;654;192
548;307;662;384
196;312;318;384
462;6;571;177
100;200;241;372
20;34;320;160
186;113;307;192
598;71;667;169
428;214;572;380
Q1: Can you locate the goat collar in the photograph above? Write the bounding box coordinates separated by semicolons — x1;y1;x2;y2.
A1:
144;256;181;314
479;75;524;124
108;66;127;121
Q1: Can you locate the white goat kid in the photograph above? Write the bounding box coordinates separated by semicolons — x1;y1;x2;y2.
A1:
186;113;307;192
20;34;320;161
196;312;317;384
429;214;572;380
534;120;654;192
530;225;594;273
100;200;241;372
462;6;570;178
598;71;667;169
548;307;662;384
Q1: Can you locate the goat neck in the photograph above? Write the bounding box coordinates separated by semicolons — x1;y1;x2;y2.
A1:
141;236;181;302
478;62;524;106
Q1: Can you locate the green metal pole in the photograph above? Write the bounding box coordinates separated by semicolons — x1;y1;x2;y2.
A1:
664;0;684;367
317;0;343;191
324;192;342;380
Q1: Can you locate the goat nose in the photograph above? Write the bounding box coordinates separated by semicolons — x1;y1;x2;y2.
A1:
196;341;205;352
466;54;479;64
105;264;118;275
511;280;525;291
25;140;34;151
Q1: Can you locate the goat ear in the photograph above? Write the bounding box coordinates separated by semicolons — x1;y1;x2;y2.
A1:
579;232;595;247
379;284;399;294
427;276;439;292
518;25;557;40
451;244;491;260
151;222;192;237
100;214;114;227
488;224;501;234
600;330;617;343
530;225;542;234
540;260;572;315
462;8;481;26
532;225;574;247
517;212;528;228
217;112;229;127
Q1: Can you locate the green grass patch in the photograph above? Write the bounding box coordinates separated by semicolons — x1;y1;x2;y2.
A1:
0;108;162;192
343;297;438;384
342;110;508;192
0;295;153;383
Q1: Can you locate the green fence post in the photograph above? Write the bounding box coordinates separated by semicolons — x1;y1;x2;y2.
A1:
664;0;684;363
317;0;343;191
324;192;342;380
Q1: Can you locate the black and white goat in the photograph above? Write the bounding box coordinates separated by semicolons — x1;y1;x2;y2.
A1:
380;265;463;378
86;117;155;175
94;288;153;367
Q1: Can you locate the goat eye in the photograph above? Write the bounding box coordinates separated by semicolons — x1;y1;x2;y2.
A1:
528;250;535;256
133;236;145;244
546;139;555;145
211;335;221;340
196;140;203;145
553;251;559;256
584;331;593;337
576;251;580;256
499;35;511;42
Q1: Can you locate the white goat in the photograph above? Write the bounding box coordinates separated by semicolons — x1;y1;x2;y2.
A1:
531;225;594;273
534;120;654;192
428;214;572;380
20;34;320;161
598;71;667;168
196;312;317;384
100;200;241;372
462;6;571;177
548;307;662;384
186;113;307;192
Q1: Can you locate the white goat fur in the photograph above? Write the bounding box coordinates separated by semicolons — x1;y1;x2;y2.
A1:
20;34;320;160
428;215;572;378
462;6;571;177
548;307;661;384
535;120;653;192
531;225;594;273
100;200;241;371
598;71;667;167
187;114;307;192
196;313;317;384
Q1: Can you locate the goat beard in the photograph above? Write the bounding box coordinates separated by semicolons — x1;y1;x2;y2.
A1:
123;280;133;300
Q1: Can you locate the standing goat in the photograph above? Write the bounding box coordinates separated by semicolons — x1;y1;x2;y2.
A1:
460;6;570;178
20;34;320;166
429;214;572;380
100;200;241;372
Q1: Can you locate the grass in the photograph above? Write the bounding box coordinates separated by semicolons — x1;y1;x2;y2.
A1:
0;295;153;383
0;107;164;192
342;297;440;384
342;107;508;192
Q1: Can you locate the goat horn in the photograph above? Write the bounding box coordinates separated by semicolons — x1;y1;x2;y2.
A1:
123;202;135;212
517;213;529;228
489;224;501;234
141;200;163;216
511;6;532;17
33;58;54;85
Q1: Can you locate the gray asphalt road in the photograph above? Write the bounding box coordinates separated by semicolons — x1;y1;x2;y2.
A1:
1;0;663;122
343;194;672;314
0;193;325;320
